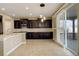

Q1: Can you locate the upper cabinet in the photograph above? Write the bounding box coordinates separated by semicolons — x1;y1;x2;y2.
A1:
27;20;52;28
21;19;28;28
14;20;21;29
14;19;52;29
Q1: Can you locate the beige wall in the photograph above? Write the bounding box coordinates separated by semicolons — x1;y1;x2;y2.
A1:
0;13;14;56
75;4;79;55
52;16;57;40
0;13;13;34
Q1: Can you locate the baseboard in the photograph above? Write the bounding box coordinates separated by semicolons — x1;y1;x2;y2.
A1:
5;42;23;56
67;48;78;56
54;40;64;48
22;42;26;44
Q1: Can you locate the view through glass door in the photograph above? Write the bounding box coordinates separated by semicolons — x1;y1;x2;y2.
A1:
66;5;78;54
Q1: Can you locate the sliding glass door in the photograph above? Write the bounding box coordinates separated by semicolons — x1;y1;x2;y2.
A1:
66;5;78;54
57;4;78;55
57;11;66;46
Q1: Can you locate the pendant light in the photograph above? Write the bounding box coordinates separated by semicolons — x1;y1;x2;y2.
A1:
39;3;46;22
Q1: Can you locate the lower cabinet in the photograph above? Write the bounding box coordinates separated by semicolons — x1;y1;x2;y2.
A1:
26;32;53;39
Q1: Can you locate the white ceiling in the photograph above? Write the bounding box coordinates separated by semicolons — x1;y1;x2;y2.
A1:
0;3;62;18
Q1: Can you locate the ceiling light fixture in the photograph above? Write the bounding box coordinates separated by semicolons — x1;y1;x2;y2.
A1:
41;19;44;22
25;7;29;10
40;15;43;18
39;15;46;22
1;8;5;11
12;14;15;16
29;13;32;16
39;3;46;22
40;3;45;7
43;17;46;20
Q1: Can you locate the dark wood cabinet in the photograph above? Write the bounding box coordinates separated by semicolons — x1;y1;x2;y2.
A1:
27;20;52;28
14;19;53;39
26;32;53;39
14;20;21;28
21;19;28;28
0;15;3;34
14;19;52;29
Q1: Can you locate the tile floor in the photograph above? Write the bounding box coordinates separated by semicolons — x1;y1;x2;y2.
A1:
9;39;74;56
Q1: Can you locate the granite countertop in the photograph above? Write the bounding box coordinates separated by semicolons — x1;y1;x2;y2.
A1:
13;28;53;33
13;31;27;33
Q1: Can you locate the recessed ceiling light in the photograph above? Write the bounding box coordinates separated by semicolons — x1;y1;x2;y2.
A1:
29;13;32;15
25;7;29;10
12;14;15;16
1;8;5;11
40;3;45;7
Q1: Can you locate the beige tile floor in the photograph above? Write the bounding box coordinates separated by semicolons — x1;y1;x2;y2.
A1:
0;41;3;56
9;39;74;56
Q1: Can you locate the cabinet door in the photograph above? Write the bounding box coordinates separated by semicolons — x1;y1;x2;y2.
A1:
21;20;28;28
26;32;53;39
45;20;52;28
14;20;21;28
